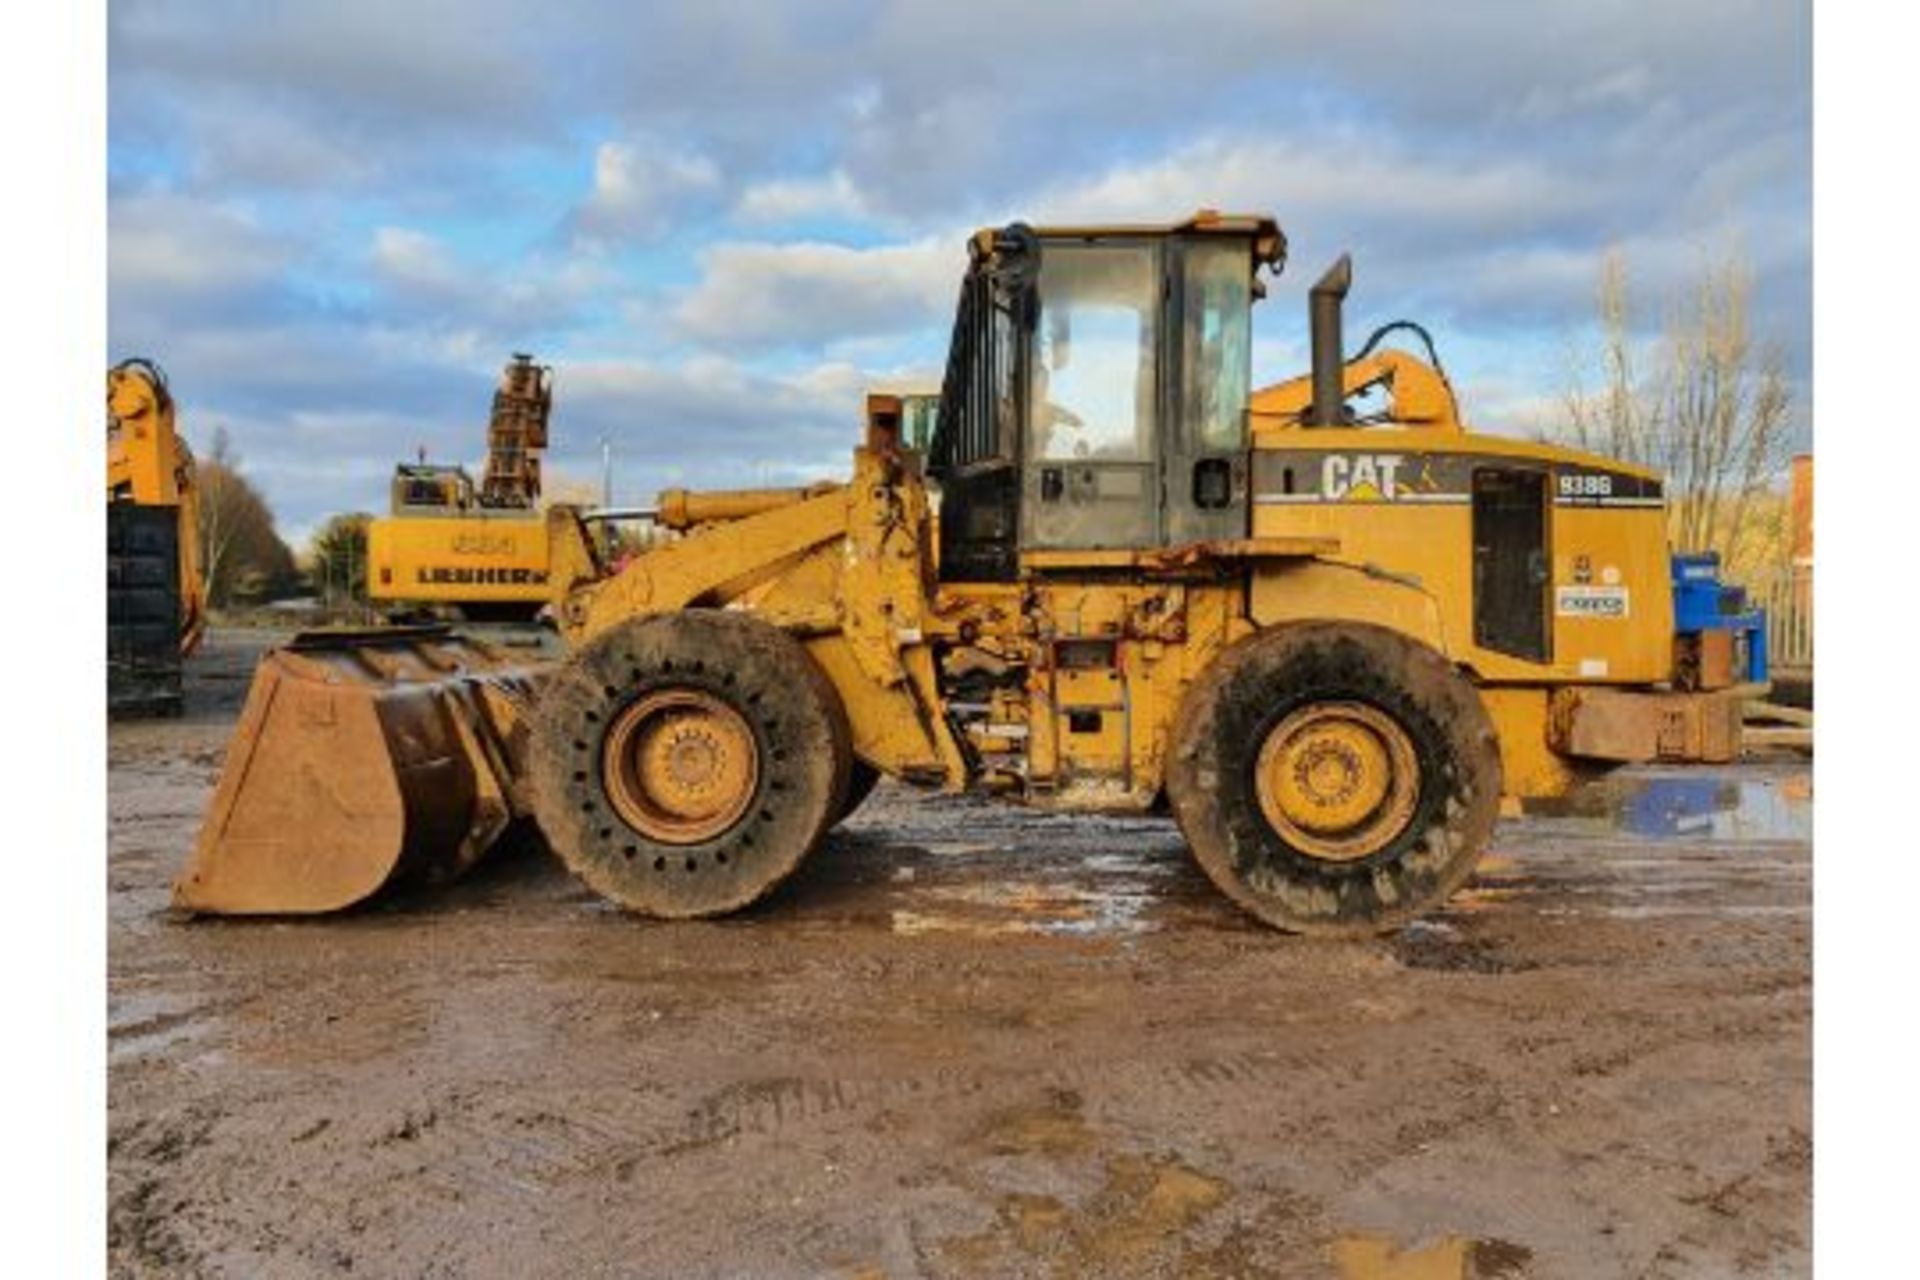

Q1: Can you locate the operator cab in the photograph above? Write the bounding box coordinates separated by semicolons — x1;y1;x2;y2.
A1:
927;213;1285;580
391;461;477;515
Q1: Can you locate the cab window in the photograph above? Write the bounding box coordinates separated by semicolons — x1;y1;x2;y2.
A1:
1029;244;1159;462
1181;241;1253;451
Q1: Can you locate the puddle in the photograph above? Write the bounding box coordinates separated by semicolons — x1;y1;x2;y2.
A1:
945;1151;1231;1272
941;1085;1235;1272
1528;769;1811;843
891;876;1160;937
974;1088;1092;1157
109;991;209;1062
1332;1232;1532;1279
1542;903;1809;921
919;841;999;858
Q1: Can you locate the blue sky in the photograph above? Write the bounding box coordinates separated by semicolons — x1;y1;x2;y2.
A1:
107;1;1811;545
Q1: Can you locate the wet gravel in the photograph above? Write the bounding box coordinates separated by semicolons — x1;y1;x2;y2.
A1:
108;630;1811;1278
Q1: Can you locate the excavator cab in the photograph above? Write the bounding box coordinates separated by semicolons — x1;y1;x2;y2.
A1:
390;462;477;514
927;214;1284;580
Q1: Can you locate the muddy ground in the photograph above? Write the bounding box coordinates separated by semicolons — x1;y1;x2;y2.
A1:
108;630;1811;1278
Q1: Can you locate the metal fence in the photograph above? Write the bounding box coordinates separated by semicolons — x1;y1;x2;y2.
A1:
1742;565;1814;673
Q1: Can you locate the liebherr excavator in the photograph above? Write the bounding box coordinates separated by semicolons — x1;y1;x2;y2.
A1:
175;212;1761;934
366;354;556;622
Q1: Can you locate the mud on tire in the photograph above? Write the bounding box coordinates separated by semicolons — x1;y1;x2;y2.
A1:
1166;621;1502;936
528;612;851;918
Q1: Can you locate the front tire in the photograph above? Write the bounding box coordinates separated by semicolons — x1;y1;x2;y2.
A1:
528;612;850;918
835;760;881;826
1166;622;1501;936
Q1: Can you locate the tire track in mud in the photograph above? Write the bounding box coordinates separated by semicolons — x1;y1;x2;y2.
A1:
401;1041;1410;1203
109;701;1812;1275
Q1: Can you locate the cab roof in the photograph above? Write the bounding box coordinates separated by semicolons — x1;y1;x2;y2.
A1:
970;210;1285;267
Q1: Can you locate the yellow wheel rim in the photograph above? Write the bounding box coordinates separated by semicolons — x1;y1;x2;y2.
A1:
1254;701;1420;863
602;690;759;845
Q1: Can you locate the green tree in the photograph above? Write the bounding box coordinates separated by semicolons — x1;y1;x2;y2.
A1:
308;512;374;605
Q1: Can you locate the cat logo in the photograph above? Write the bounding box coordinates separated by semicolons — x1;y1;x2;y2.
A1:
1322;454;1405;502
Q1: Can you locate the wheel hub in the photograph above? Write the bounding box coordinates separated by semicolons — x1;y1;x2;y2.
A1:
602;689;758;844
1255;702;1419;862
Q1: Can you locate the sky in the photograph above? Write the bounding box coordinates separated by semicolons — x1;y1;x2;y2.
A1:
107;1;1811;546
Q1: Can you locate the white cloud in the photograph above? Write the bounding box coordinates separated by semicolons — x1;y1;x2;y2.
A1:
1028;134;1595;238
109;192;288;298
673;235;963;347
370;226;460;289
1511;64;1655;123
546;354;885;491
734;170;869;225
105;0;1809;532
180;99;384;191
571;140;722;243
366;225;615;332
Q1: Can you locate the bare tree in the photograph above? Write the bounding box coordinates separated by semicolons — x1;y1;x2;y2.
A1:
196;426;239;605
194;427;299;607
1561;243;1796;571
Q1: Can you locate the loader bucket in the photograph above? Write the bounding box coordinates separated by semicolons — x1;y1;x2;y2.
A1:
174;627;545;915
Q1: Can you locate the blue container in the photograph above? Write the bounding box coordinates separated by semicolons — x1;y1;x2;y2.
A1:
1670;553;1768;683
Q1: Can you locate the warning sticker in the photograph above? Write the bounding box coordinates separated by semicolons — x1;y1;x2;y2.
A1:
1556;585;1629;619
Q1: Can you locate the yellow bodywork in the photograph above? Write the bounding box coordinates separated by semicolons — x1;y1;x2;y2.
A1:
547;377;1698;806
1246;429;1673;685
107;361;205;654
367;513;551;613
366;354;557;617
180;211;1741;923
537;391;1681;809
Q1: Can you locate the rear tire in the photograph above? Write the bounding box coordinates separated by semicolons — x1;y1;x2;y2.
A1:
1166;622;1501;936
528;612;850;918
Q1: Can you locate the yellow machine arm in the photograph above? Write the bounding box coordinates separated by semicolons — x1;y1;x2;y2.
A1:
107;360;206;655
1250;347;1462;432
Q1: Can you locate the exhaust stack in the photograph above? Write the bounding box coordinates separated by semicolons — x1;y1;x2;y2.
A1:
1306;254;1353;427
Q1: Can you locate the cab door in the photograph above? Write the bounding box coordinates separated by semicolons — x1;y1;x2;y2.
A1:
1472;466;1551;661
1020;240;1163;551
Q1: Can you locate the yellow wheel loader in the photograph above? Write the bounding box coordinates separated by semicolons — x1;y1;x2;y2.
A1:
108;359;206;717
176;212;1757;934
